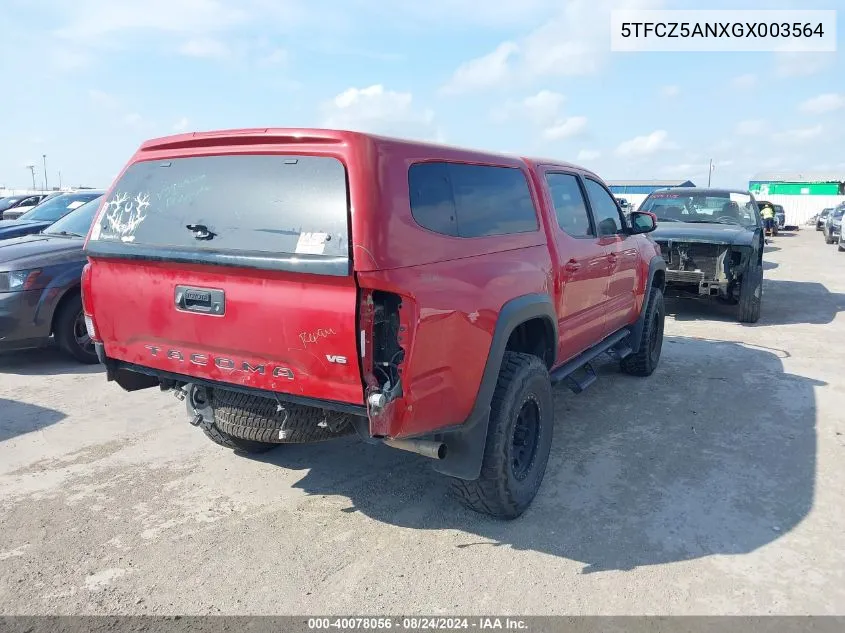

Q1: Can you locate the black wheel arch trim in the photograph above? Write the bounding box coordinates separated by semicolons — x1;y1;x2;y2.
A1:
430;293;558;480
628;255;666;353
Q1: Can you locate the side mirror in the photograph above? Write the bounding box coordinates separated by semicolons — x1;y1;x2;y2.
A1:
629;211;657;234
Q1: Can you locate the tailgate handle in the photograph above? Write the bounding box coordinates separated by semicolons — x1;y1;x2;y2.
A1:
175;285;225;315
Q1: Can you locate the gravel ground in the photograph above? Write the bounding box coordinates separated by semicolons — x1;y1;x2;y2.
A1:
1;228;844;615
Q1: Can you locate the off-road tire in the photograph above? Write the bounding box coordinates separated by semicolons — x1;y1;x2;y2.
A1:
621;286;665;377
53;294;98;364
185;387;277;453
202;421;277;454
212;389;354;445
738;263;763;323
450;352;553;520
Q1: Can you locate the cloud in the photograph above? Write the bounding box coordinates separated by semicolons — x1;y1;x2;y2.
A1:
577;149;601;161
775;52;835;77
542;116;588;141
775;125;824;144
179;37;231;59
55;0;251;38
734;119;767;136
49;47;93;71
441;42;518;94
491;90;566;124
379;0;560;28
660;85;680;98
799;93;845;115
731;74;758;89
259;48;288;65
322;84;439;141
89;89;119;109
615;130;675;157
173;117;190;132
440;0;664;93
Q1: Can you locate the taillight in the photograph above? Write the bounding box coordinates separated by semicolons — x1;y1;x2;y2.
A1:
358;289;376;389
80;262;100;341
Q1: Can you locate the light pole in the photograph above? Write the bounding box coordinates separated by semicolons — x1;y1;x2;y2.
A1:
58;170;62;189
25;164;36;190
42;154;48;191
707;158;713;187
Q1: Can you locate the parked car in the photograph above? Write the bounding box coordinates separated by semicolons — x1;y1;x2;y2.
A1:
81;128;667;519
615;196;631;211
0;197;104;363
773;204;786;230
816;208;832;231
638;187;764;323
0;194;50;220
822;204;844;245
0;191;104;240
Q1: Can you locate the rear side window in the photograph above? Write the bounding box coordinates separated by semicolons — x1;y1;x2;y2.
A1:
409;162;538;238
88;155;349;265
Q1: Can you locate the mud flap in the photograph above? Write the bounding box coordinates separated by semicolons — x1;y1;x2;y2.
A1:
432;406;491;480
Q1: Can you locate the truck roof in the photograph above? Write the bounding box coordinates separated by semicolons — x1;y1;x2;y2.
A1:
136;127;596;179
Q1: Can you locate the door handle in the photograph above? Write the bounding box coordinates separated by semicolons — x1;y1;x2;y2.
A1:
564;259;581;272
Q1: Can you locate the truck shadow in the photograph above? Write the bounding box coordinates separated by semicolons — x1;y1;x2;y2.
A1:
666;280;845;326
0;346;103;376
0;398;67;441
252;336;822;573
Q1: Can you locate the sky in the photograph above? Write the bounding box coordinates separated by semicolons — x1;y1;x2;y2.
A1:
1;0;843;190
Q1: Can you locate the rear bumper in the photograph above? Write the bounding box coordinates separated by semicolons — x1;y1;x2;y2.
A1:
94;342;369;419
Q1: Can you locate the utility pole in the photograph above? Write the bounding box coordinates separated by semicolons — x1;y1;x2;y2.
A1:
26;164;36;190
58;170;62;189
43;154;48;191
707;159;713;187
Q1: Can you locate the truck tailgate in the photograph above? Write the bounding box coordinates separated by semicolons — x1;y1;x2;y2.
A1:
89;259;364;404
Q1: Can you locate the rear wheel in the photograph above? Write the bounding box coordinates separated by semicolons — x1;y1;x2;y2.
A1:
738;263;763;323
825;230;836;245
450;352;553;519
53;294;98;364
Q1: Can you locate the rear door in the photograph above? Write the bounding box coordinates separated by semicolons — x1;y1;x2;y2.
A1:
85;153;364;405
542;170;611;363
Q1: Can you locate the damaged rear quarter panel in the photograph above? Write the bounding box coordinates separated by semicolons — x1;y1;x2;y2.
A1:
357;245;552;439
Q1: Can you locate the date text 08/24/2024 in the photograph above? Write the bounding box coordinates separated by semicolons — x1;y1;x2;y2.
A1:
307;618;528;630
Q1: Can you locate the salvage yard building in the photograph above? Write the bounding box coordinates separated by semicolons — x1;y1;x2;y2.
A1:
749;171;845;227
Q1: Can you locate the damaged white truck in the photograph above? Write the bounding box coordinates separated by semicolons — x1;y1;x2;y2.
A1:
637;187;764;323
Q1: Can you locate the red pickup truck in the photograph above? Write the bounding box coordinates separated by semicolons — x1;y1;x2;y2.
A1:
81;129;666;518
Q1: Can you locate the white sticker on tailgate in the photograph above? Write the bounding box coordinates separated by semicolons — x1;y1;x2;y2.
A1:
295;232;328;255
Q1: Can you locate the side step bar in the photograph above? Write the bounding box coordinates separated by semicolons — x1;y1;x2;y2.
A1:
550;328;632;394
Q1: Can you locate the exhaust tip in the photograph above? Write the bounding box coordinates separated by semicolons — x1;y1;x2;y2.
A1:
384;438;447;461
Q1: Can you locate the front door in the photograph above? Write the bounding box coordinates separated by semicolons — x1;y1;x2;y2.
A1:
583;177;640;334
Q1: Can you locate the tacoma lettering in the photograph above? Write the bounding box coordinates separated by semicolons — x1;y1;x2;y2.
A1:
144;346;294;379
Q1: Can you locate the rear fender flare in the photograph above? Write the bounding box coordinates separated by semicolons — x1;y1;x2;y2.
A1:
628;255;666;352
432;293;557;480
